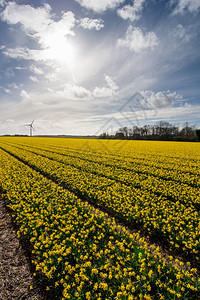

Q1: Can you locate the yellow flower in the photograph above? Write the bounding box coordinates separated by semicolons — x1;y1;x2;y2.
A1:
86;291;91;299
148;270;153;278
91;268;98;275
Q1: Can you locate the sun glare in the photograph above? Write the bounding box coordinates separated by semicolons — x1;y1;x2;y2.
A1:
45;36;76;67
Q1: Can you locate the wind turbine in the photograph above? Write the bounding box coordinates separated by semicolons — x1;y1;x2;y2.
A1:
24;120;35;137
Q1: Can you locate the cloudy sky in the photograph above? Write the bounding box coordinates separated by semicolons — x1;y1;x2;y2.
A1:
0;0;199;136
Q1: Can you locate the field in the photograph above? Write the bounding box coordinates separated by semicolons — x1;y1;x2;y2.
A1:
0;137;199;300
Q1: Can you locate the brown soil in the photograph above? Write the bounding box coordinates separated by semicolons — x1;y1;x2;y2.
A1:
0;196;44;300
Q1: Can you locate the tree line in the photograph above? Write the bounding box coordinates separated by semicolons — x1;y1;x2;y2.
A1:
100;121;200;141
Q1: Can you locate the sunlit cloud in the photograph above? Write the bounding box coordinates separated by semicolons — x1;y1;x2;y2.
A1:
74;0;125;13
141;91;175;109
30;65;44;75
82;102;200;129
78;17;104;30
20;89;30;99
105;75;119;91
117;26;159;53
2;47;47;61
8;83;19;89
30;76;39;82
93;75;119;98
93;87;115;98
14;66;26;71
172;0;200;14
57;84;92;99
0;3;76;66
0;2;52;32
117;0;146;21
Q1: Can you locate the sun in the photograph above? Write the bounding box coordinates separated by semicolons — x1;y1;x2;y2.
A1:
45;35;76;67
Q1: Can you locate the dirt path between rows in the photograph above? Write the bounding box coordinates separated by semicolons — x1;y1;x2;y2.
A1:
0;196;44;300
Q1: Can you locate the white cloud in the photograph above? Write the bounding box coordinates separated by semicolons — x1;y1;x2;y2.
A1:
42;74;119;100
167;91;183;103
0;87;199;136
117;0;146;21
20;89;30;99
74;0;125;13
14;66;26;70
2;47;46;61
172;0;200;14
93;87;114;98
111;103;200;124
78;18;104;30
69;85;92;99
45;72;58;82
117;26;159;53
30;65;44;75
2;44;75;64
57;79;119;100
150;92;173;109
3;48;27;59
173;24;191;42
0;3;76;63
58;84;92;99
0;2;52;33
141;91;175;109
93;75;119;98
8;83;19;89
105;75;119;91
1;2;75;49
30;76;39;82
34;11;75;49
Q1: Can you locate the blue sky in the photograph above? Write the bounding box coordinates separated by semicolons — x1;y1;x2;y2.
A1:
0;0;199;136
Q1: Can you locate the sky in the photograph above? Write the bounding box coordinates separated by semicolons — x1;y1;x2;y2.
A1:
0;0;200;136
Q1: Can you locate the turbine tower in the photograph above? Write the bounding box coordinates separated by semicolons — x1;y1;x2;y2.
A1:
25;120;35;137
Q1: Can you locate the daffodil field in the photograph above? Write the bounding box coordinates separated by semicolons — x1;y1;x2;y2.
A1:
0;137;199;299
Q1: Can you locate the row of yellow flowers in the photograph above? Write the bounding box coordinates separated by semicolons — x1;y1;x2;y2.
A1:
4;138;200;183
0;139;199;261
6;140;199;209
0;146;199;299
